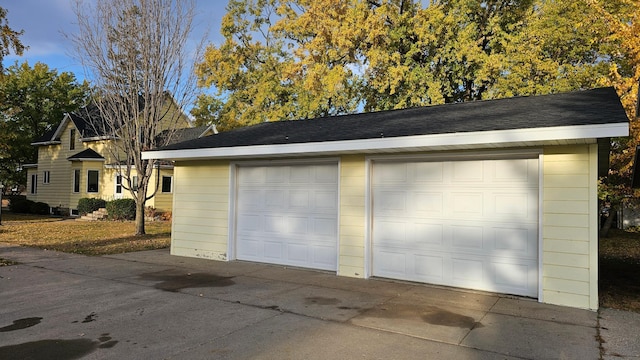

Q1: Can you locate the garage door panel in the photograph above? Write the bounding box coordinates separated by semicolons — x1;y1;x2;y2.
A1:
414;254;445;280
236;164;338;271
372;158;539;297
451;192;483;217
452;161;484;182
451;225;485;250
414;162;444;182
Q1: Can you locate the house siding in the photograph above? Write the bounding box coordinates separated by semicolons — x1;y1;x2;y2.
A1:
169;144;600;310
27;118;176;213
171;160;229;260
541;144;598;310
338;155;367;278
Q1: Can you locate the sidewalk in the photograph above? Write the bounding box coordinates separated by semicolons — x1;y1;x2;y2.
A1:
1;244;638;359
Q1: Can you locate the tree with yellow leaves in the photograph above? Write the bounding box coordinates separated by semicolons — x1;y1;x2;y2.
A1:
194;0;620;129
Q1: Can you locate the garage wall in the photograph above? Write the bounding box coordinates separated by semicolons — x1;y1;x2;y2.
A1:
171;160;230;260
542;144;598;310
338;155;367;277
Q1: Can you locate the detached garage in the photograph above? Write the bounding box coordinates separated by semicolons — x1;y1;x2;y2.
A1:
143;87;629;310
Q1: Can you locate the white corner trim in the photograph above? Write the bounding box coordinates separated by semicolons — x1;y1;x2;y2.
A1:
142;122;629;161
51;113;72;141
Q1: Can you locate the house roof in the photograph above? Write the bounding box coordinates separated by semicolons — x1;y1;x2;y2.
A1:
32;127;60;145
32;102;212;147
157;125;217;146
67;148;105;161
142;87;629;161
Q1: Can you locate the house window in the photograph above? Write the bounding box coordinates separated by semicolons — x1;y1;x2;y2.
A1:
161;176;172;193
73;170;80;193
70;129;76;150
132;176;139;191
43;171;50;184
87;170;99;193
115;175;122;194
30;174;37;194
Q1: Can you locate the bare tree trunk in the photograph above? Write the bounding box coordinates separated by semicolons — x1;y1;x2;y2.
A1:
599;204;617;238
135;198;145;236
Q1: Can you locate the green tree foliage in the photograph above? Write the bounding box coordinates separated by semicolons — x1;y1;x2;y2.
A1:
585;0;640;235
195;0;622;128
0;6;26;71
0;61;89;186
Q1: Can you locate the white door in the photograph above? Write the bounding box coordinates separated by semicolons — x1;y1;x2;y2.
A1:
236;163;339;271
372;158;539;297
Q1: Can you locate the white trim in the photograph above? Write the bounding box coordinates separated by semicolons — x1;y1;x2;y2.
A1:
538;153;544;303
227;163;237;262
87;169;99;193
161;175;173;193
52;113;72;141
364;158;372;279
68;158;105;162
81;136;119;142
335;158;342;275
142;123;628;161
30;141;61;146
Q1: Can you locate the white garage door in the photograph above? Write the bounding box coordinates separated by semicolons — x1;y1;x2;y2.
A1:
236;163;339;271
372;158;539;297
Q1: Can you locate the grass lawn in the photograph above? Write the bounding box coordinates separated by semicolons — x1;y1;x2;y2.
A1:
599;228;640;313
0;212;171;256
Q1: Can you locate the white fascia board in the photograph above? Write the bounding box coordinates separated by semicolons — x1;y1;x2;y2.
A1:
142;122;629;161
30;140;62;146
68;158;105;162
81;136;119;142
51;113;72;141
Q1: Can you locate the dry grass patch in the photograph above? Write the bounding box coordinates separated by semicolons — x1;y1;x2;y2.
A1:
0;213;170;256
600;229;640;313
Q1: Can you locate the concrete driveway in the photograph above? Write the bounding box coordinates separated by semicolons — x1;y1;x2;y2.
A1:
1;244;638;359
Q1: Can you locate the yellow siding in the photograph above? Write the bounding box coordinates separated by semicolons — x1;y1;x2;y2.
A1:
166;146;601;311
170;160;230;260
28;117;176;214
542;144;598;310
338;155;366;278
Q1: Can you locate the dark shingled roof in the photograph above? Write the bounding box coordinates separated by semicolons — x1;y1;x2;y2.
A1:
156;125;214;146
153;87;628;152
33;127;59;144
67;148;104;161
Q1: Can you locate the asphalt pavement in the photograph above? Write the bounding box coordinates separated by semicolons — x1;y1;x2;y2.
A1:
1;243;638;359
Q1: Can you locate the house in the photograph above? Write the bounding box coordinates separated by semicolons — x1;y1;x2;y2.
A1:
25;104;215;216
142;87;629;310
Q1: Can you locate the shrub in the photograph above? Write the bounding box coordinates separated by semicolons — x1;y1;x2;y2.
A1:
77;198;106;215
106;198;136;220
30;202;50;215
9;197;35;213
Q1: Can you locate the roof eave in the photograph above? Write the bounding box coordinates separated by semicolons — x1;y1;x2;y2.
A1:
30;140;62;146
142;123;629;161
67;158;106;162
81;136;119;142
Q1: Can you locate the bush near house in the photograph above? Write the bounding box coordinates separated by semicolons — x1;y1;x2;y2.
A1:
9;196;35;214
30;202;50;215
77;198;106;215
106;198;136;220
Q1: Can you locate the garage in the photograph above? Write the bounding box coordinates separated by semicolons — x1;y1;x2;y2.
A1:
372;157;540;297
235;163;339;271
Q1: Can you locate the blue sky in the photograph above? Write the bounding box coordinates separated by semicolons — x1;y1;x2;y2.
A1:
1;0;228;82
